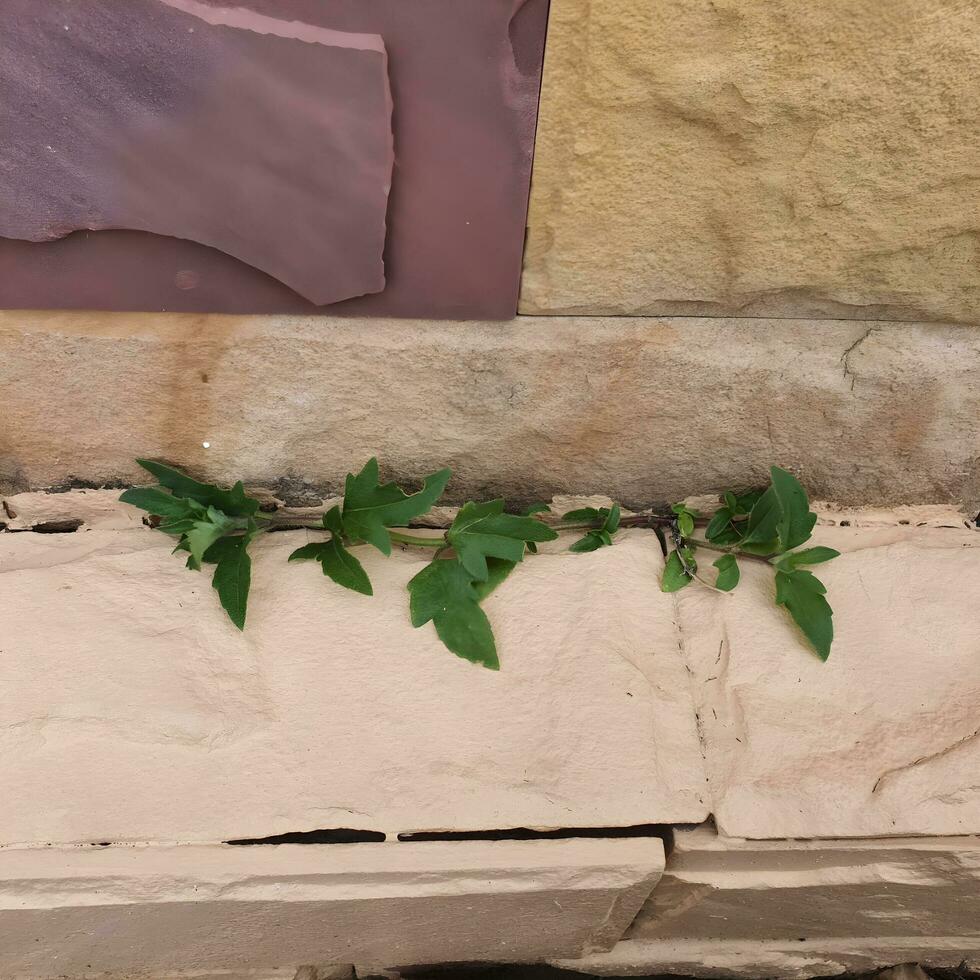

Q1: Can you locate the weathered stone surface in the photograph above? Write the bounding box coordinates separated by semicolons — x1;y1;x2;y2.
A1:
0;0;548;318
556;936;980;979
0;0;393;306
0;838;664;975
0;528;705;844
631;824;980;940
522;0;980;321
678;524;980;838
3;312;980;511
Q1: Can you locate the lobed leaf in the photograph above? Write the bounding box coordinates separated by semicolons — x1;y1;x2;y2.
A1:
447;500;557;581
134;459;259;517
341;458;451;555
408;558;499;669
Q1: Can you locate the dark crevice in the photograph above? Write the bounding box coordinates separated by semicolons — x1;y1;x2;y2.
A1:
398;824;673;846
225;828;386;845
3;518;84;534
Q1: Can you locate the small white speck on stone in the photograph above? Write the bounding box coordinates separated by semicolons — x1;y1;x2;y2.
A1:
202;442;211;449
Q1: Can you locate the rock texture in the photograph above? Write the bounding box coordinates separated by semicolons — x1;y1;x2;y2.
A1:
3;312;980;511
0;0;549;318
0;528;706;845
678;524;980;838
630;825;980;940
0;838;664;974
556;937;980;979
522;0;980;321
0;0;393;306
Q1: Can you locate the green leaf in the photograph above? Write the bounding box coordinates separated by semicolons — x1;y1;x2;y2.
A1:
724;491;738;512
604;504;621;534
661;550;694;592
408;559;499;669
288;536;373;596
447;499;558;581
135;459;259;517
570;531;604;553
734;489;764;514
705;506;734;543
208;534;252;630
341;458;451;556
770;466;817;550
742;486;781;547
713;554;740;591
472;557;517;601
776;546;841;570
562;507;601;522
774;569;833;661
119;487;198;520
522;503;552;516
184;508;234;570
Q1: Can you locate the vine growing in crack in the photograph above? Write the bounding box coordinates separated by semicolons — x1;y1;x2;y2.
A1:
120;459;839;668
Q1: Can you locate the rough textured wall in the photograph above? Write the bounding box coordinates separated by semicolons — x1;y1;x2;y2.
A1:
3;312;980;510
522;0;980;321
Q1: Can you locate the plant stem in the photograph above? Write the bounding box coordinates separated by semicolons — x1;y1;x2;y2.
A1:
685;536;773;564
388;530;447;548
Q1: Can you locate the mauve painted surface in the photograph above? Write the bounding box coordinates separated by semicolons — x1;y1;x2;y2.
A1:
0;0;550;319
0;0;393;307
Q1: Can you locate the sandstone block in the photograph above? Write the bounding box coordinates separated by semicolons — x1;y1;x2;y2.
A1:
677;524;980;838
3;312;980;511
522;0;980;321
0;528;705;845
0;838;664;975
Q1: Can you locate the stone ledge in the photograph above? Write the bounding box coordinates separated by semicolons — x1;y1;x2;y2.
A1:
2;312;980;510
554;936;980;979
0;838;665;976
632;824;980;941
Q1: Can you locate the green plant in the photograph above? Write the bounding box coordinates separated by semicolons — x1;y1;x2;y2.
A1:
120;459;838;667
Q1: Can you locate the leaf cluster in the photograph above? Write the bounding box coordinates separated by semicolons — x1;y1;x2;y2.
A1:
120;460;260;629
121;458;841;669
660;467;839;660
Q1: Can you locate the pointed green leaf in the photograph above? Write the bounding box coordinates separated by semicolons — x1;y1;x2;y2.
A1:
447;499;558;581
208;535;252;630
119;487;198;520
705;506;734;543
770;466;817;550
408;559;498;669
774;569;833;661
742;486;781;547
561;507;601;522
604;504;621;534
661;550;693;592
713;554;740;591
341;458;451;555
185;512;232;570
776;546;841;570
569;531;604;553
724;491;738;512
135;459;259;516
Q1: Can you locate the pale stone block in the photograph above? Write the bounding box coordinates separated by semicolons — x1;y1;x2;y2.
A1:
522;0;980;321
3;312;980;512
0;838;665;976
677;524;980;838
633;825;980;940
0;528;705;845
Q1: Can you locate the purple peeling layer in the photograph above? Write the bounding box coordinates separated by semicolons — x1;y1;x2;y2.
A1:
0;0;550;318
0;0;393;307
